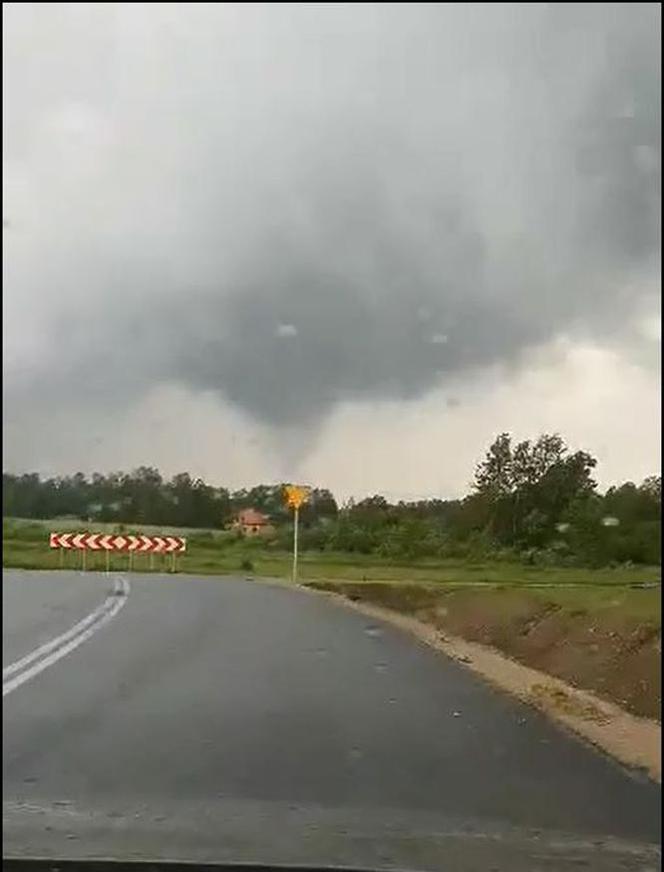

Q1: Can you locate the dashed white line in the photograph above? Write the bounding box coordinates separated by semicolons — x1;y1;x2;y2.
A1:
3;576;130;697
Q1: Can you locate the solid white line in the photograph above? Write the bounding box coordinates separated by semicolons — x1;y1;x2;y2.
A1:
2;577;130;697
3;597;111;680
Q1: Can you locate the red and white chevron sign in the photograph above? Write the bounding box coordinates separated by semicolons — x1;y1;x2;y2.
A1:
49;533;186;553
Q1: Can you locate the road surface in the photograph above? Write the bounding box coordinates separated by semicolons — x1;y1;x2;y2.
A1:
3;570;661;871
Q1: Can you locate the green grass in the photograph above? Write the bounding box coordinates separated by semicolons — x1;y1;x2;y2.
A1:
526;584;661;621
436;582;661;622
306;578;661;625
4;514;660;586
288;552;660;586
3;528;661;590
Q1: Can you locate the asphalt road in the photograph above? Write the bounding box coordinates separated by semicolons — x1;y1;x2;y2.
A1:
3;570;661;871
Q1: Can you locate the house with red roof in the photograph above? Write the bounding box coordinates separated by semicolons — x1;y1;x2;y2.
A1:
232;508;275;537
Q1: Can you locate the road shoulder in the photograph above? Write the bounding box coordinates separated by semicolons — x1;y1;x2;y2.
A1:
303;584;661;783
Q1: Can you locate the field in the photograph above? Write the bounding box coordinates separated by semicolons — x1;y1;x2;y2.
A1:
3;517;661;586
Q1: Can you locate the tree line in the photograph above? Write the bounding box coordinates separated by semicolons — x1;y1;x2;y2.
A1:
3;433;661;567
2;469;337;530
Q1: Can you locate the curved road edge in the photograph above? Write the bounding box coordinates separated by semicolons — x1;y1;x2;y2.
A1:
299;582;661;783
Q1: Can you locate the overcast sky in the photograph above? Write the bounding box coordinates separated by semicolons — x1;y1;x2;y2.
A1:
3;3;660;500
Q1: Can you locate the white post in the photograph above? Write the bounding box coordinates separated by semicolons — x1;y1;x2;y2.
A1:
292;505;299;584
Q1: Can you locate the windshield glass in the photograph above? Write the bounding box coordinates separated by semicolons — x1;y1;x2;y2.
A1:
3;4;661;872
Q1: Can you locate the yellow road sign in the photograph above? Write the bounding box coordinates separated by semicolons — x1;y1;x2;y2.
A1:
283;484;309;509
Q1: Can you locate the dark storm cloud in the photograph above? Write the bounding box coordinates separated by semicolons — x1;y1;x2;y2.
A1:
3;3;660;430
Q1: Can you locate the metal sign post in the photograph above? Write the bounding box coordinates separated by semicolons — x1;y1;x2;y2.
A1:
283;485;309;585
292;505;299;583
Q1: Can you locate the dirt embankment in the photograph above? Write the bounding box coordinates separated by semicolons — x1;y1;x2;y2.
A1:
306;582;661;721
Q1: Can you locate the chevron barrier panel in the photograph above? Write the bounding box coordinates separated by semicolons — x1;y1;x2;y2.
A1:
49;533;186;553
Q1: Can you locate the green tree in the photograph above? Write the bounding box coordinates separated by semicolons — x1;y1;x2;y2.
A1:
473;433;597;547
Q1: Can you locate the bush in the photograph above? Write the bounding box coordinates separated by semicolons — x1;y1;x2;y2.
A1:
240;557;254;572
298;525;328;551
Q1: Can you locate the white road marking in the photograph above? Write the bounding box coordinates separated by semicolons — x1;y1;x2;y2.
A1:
2;577;130;697
3;595;114;681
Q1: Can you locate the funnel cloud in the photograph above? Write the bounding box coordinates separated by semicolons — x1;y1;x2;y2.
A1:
3;3;660;490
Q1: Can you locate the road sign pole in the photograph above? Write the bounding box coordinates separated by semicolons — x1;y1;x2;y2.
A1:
81;549;86;572
105;550;110;574
292;505;299;584
283;485;308;584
